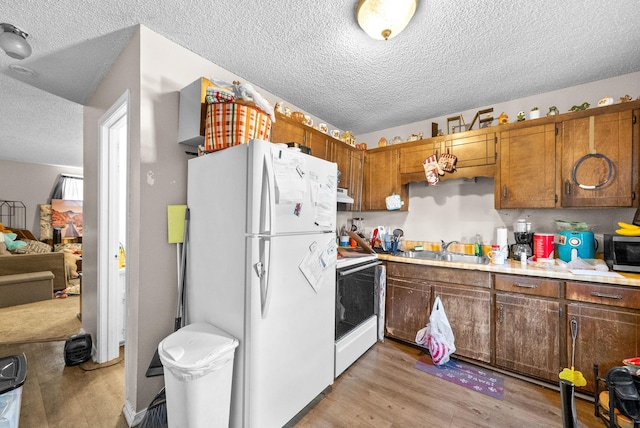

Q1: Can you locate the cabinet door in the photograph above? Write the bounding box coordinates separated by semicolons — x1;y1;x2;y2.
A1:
331;141;353;190
561;110;636;207
495;293;560;382
385;276;431;343
271;113;306;145
567;304;640;394
497;124;557;209
432;284;491;363
443;132;496;169
349;150;364;212
399;140;441;176
306;129;329;160
270;114;329;160
363;148;407;211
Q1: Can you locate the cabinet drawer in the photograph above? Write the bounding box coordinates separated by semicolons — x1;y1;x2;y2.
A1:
565;282;640;309
387;262;491;288
494;274;560;298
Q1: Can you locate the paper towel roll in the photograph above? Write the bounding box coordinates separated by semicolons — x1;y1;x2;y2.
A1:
496;227;508;248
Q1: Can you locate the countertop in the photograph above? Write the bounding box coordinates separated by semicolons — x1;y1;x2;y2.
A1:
379;253;640;287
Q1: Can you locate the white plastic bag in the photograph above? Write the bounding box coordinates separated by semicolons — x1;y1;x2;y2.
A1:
415;296;456;365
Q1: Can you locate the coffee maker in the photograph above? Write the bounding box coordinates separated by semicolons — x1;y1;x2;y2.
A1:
512;219;533;260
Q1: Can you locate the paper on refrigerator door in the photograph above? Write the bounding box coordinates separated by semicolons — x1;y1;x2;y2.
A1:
272;151;307;204
299;240;337;292
310;172;336;228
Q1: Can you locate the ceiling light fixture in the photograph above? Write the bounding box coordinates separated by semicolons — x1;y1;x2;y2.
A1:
356;0;418;41
0;23;32;59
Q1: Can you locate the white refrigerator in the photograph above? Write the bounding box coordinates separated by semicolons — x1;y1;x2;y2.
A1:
186;139;337;428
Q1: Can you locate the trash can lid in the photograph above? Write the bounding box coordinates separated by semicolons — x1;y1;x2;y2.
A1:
0;354;27;394
158;322;239;370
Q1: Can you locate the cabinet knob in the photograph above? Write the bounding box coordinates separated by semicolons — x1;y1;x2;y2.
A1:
503;185;507;198
498;304;504;323
565;180;571;195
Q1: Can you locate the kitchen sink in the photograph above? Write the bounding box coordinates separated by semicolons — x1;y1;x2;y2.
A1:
400;250;441;260
400;250;489;265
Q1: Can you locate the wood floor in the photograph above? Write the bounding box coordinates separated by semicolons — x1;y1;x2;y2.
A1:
1;339;605;427
0;341;128;428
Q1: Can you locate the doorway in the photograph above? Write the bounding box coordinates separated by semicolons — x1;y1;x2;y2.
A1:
97;91;129;363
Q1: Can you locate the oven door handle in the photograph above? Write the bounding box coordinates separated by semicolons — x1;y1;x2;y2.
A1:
338;260;382;276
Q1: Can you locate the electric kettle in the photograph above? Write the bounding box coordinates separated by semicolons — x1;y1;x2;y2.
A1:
556;230;595;262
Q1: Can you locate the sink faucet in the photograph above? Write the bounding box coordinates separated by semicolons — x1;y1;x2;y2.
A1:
441;240;459;253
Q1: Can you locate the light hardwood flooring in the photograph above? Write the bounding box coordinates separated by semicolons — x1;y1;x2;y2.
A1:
0;341;128;428
1;339;604;427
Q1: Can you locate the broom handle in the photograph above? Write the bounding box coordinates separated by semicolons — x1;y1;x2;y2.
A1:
570;318;577;368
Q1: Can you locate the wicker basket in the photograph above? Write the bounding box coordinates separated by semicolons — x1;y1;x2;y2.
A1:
204;99;272;152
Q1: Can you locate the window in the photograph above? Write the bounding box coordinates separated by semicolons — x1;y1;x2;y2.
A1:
50;174;83;201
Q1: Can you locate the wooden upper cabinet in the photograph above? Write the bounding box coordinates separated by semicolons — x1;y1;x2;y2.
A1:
398;130;497;184
362;147;407;211
444;132;496;169
270;113;306;145
270;113;329;160
399;139;441;183
349;150;364;212
560;109;638;207
331;141;353;190
331;141;364;211
496;124;557;209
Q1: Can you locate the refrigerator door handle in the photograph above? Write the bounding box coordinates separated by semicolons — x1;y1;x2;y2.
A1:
260;236;273;319
261;152;276;235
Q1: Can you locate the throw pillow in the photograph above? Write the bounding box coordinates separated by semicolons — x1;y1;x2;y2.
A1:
2;233;27;252
13;239;53;254
0;242;8;256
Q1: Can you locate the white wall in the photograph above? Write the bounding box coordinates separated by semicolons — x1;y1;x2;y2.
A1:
357;71;640;147
83;24;339;419
339;71;640;250
0;160;82;234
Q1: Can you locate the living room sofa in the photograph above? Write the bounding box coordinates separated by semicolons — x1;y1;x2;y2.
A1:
0;252;67;292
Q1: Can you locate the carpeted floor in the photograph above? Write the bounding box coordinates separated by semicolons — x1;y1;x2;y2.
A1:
0;295;82;345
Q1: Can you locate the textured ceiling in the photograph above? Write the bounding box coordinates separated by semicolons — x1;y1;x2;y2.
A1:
1;0;639;168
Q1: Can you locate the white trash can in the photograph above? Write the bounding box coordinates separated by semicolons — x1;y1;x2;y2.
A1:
158;322;239;428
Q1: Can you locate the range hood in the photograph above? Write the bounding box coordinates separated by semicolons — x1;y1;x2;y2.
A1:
337;187;354;204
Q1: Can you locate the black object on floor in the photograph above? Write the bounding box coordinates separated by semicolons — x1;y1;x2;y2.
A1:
64;333;92;366
139;387;168;428
607;366;640;420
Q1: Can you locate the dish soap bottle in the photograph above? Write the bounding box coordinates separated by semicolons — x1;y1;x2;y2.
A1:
474;234;483;257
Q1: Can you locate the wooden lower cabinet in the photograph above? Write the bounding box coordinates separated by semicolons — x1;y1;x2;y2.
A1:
385;262;491;362
385;262;640;391
493;274;561;382
432;283;491;362
385;275;431;343
567;303;640;394
565;281;640;393
495;293;560;382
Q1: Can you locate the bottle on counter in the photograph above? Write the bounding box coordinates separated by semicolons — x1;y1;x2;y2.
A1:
474;234;483;257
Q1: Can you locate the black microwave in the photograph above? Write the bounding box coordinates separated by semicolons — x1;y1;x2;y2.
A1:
604;234;640;272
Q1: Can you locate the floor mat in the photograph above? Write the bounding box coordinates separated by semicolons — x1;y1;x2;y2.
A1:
415;356;504;400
